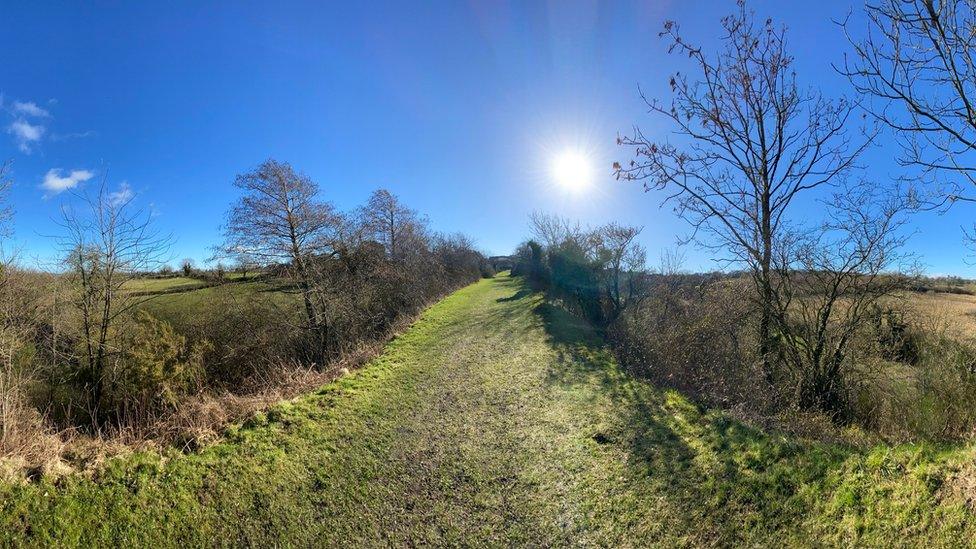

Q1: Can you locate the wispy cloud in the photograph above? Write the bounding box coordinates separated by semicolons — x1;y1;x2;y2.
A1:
50;130;96;142
41;168;93;194
3;97;59;153
12;101;50;118
108;182;134;206
8;119;45;153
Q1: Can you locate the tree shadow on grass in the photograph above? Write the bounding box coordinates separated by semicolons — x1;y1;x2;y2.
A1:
496;288;532;302
530;294;853;543
416;277;539;344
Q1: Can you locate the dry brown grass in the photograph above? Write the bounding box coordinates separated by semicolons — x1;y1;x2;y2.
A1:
144;343;382;451
893;290;976;340
0;405;67;482
0;301;425;481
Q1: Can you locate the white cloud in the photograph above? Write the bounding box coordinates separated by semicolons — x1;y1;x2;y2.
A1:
42;168;93;193
50;130;95;142
12;101;49;118
108;182;134;206
8;119;45;153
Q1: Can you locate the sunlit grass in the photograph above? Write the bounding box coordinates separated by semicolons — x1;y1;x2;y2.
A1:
123;276;208;293
0;275;973;545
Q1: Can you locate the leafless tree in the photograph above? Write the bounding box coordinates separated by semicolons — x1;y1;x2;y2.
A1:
615;3;871;380
658;247;687;277
359;189;427;261
233;253;258;280
525;212;647;323
528;211;588;251
842;0;976;235
595;223;647;321
217;159;342;357
0;161;13;241
0;161;38;453
769;182;915;412
57;179;171;423
433;232;483;277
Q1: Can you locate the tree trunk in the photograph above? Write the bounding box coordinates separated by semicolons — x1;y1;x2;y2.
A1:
758;194;775;385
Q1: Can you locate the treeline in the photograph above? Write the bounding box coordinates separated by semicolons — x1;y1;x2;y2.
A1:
0;158;492;471
211;160;493;373
514;210;976;442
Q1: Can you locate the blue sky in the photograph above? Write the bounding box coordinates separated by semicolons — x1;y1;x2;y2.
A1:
0;1;972;274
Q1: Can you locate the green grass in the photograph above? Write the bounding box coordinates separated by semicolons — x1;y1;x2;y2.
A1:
123;276;209;293
1;275;974;546
222;271;258;281
137;278;300;328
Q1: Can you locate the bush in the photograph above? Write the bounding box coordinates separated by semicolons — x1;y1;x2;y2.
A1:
610;277;761;409
478;259;496;279
870;304;923;364
512;241;549;290
109;312;211;423
610;277;976;442
0;184;495;472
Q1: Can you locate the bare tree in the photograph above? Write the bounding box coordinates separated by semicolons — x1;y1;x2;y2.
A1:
770;182;914;412
0;161;40;454
525;213;647;323
57;179;170;423
359;189;426;261
615;3;871;380
233;253;258;280
217;159;342;357
658;246;687;277
842;0;976;232
528;211;588;251
0;161;13;241
433;232;482;278
594;223;647;321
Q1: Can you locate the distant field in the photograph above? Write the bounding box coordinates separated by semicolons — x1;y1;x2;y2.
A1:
136;278;301;329
900;290;976;340
124;277;209;294
126;275;976;341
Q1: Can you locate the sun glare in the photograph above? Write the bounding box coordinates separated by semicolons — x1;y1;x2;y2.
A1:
551;150;593;193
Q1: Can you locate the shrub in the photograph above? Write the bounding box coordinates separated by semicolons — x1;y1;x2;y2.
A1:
870;304;923;364
610;276;761;409
110;311;211;422
479;259;496;278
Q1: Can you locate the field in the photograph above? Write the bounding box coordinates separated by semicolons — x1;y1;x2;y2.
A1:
131;276;301;328
901;290;976;341
123;277;208;294
1;275;974;546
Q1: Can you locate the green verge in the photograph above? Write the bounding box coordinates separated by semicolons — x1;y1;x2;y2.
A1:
1;275;974;546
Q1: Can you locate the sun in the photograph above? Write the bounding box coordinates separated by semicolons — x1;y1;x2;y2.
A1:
551;150;593;193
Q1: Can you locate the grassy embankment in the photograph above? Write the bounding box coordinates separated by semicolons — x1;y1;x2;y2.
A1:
1;274;974;546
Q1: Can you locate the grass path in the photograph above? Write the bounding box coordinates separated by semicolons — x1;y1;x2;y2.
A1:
2;275;975;546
